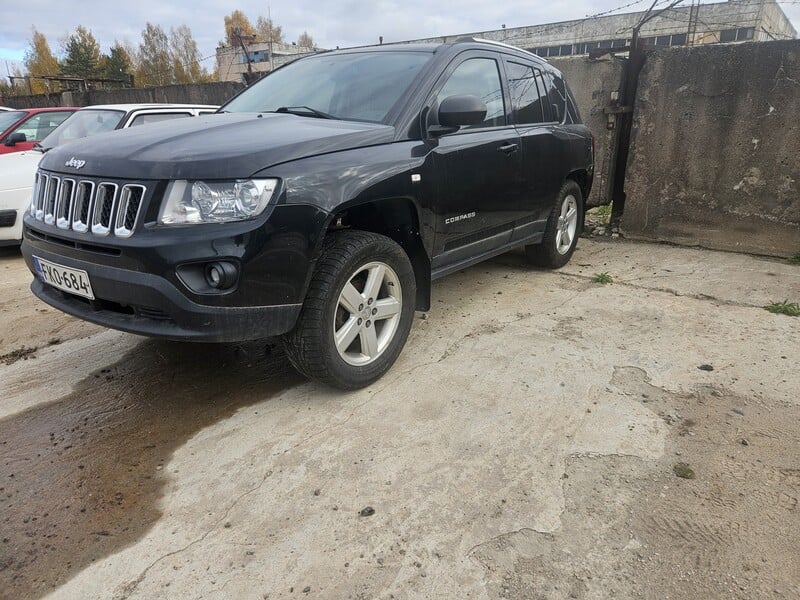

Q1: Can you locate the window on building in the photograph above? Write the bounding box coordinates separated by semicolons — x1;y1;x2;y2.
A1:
612;39;626;48
599;40;612;49
506;62;546;125
560;44;573;56
670;33;687;46
719;29;737;42
249;50;269;63
737;27;755;41
656;35;671;46
640;37;655;46
437;58;507;128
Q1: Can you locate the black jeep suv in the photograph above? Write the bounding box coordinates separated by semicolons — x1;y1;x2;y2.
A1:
22;38;593;389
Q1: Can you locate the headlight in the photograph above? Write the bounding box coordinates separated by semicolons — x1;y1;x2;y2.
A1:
158;178;279;225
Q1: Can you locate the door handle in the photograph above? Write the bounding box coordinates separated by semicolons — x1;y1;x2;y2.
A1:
498;143;519;155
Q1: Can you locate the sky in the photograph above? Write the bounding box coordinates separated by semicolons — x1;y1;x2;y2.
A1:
0;0;798;76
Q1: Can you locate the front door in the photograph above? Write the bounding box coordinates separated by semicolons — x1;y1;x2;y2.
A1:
426;54;524;271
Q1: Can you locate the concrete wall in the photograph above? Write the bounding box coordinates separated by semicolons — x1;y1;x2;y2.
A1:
623;40;800;256
3;82;244;109
550;56;624;207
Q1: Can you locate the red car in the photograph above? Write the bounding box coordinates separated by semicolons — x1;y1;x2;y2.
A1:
0;107;78;154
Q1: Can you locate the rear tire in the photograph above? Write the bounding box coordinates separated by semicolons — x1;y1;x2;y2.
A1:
525;180;583;269
282;231;416;390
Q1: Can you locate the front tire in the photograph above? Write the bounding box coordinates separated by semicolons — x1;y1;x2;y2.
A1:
525;180;583;269
282;231;416;390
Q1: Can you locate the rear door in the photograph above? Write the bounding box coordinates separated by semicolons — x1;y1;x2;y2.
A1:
503;59;563;236
427;51;524;270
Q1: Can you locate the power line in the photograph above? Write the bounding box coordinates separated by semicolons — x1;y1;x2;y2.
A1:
586;0;651;19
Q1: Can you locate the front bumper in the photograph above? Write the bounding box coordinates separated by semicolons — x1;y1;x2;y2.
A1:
21;203;328;342
24;241;302;342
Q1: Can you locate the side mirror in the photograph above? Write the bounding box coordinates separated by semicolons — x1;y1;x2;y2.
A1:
5;132;26;146
429;94;487;136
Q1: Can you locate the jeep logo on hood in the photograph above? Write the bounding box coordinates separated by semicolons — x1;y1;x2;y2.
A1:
65;157;86;169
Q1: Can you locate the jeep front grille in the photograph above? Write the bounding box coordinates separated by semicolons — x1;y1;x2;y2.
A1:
32;171;147;237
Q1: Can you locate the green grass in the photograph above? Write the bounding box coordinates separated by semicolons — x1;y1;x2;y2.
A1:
589;204;613;225
787;252;800;265
592;272;613;284
764;300;800;317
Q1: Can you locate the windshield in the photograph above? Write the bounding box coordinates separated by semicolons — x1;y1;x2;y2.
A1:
223;51;433;124
0;111;26;132
39;109;125;149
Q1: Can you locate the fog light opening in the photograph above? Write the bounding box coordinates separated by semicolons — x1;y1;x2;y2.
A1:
205;261;238;290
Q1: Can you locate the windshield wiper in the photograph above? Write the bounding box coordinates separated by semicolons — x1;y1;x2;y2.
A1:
33;142;48;153
273;106;336;120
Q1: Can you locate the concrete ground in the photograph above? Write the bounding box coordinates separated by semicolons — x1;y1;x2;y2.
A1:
1;238;798;600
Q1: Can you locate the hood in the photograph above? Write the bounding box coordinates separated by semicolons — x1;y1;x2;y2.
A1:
40;112;396;180
0;149;43;192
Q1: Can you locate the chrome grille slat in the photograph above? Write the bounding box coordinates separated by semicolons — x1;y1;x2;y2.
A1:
114;185;145;238
34;173;49;220
30;172;42;215
34;169;147;238
56;179;76;229
43;176;60;225
72;181;95;233
91;183;118;236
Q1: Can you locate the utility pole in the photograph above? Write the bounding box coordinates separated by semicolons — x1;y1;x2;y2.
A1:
686;0;699;45
235;28;256;85
268;5;275;73
606;0;686;228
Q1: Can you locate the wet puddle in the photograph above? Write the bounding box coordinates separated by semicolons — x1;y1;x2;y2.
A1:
0;338;302;598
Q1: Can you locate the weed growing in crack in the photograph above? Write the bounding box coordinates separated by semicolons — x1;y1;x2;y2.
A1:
592;272;613;285
787;252;800;266
764;300;800;317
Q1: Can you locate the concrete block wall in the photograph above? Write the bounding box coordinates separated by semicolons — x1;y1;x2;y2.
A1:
623;40;800;257
3;82;245;110
549;56;624;207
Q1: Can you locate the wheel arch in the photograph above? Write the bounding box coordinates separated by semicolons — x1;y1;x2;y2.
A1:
565;170;590;233
320;197;431;312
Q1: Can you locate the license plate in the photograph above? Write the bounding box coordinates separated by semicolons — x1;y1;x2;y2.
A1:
33;256;95;300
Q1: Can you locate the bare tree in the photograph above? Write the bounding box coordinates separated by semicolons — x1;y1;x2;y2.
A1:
255;16;283;43
297;31;315;49
137;22;173;87
170;24;208;83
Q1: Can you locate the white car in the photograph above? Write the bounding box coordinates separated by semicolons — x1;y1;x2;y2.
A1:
0;103;218;245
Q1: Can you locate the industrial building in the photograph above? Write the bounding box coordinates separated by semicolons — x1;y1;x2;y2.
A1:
216;1;796;82
215;37;316;83
405;0;796;58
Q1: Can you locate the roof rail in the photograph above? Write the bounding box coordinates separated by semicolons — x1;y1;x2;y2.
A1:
471;37;527;52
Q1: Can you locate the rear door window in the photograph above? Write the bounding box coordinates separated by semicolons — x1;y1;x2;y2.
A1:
505;61;547;125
